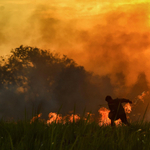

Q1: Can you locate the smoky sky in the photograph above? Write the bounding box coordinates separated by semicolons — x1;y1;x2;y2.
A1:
0;1;150;90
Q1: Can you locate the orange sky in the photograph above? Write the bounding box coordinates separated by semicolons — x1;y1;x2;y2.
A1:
0;0;150;90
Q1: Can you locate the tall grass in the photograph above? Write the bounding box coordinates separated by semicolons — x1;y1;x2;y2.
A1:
1;116;150;150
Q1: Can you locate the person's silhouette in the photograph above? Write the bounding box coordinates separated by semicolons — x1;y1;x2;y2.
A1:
105;95;132;126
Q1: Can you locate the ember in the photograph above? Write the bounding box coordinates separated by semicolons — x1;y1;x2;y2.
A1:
30;113;42;123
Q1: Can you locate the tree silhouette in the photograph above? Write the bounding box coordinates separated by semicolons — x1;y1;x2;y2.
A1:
0;45;100;119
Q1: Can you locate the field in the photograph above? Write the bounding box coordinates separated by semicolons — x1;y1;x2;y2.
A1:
1;116;150;150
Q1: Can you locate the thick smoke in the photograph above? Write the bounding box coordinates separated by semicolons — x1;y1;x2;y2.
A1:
29;2;150;96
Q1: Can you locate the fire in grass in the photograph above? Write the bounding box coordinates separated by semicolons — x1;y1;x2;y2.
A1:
47;113;81;124
30;104;132;125
98;103;132;126
30;112;81;124
30;92;150;126
30;113;42;123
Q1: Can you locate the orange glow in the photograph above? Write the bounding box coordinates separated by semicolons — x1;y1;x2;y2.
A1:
46;112;80;124
98;102;132;126
30;112;91;125
30;100;133;126
68;114;80;123
124;103;132;114
1;0;150;91
137;91;149;102
30;113;42;123
47;112;62;124
98;107;122;126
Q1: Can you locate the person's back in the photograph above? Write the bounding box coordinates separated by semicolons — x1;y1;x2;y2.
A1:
108;98;125;115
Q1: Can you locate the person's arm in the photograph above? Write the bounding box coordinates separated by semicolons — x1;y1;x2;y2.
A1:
118;98;132;104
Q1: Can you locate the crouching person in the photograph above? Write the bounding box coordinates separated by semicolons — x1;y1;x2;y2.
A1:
105;95;132;126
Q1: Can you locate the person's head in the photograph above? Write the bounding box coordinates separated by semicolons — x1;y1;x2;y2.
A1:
105;95;113;102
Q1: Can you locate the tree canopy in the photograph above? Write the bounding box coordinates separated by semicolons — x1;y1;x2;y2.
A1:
0;46;102;119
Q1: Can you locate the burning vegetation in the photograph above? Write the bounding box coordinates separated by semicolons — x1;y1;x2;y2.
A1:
30;101;132;126
29;92;148;126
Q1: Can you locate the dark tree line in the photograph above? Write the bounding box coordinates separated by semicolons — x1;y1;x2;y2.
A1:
0;45;105;120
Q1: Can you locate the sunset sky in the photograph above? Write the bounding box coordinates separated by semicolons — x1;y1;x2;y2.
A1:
0;0;150;88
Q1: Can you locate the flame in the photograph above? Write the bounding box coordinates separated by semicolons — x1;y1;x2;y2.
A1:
124;103;132;114
98;107;122;126
137;91;149;102
46;112;81;124
69;114;80;123
98;102;132;126
98;107;111;126
47;112;62;124
30;112;92;125
30;102;133;126
30;105;131;126
30;113;42;123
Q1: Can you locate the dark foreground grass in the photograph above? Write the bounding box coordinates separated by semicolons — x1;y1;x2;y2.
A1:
1;119;150;150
